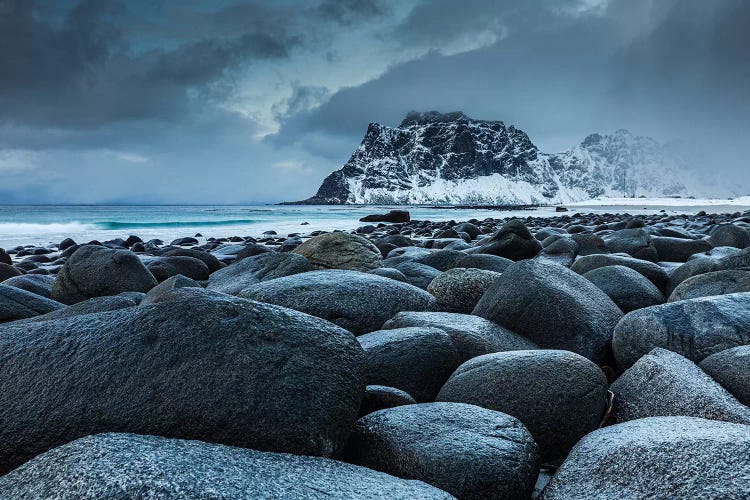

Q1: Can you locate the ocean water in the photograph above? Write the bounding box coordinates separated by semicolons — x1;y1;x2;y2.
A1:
1;201;748;248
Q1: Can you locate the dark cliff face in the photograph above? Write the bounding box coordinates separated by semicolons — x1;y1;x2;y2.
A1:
302;111;555;204
293;111;691;205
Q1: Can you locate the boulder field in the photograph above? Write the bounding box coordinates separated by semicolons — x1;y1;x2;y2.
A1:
2;208;750;497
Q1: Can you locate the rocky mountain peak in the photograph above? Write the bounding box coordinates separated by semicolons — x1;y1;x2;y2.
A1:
290;112;701;205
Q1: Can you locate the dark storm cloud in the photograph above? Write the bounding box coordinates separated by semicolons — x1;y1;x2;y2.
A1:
0;0;298;128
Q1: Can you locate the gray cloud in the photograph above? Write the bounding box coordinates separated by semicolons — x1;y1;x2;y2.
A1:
0;0;298;128
0;0;747;203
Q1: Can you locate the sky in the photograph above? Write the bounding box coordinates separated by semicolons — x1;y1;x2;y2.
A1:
0;0;748;204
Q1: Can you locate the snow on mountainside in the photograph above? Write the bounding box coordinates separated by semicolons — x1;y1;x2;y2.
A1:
292;111;703;205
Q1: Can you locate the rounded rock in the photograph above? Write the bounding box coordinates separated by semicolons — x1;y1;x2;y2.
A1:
582;265;665;312
51;245;157;304
700;346;750;407
241;270;436;335
382;311;538;363
358;327;459;402
293;232;382;272
0;289;366;472
0;433;450;499
437;350;607;461
610;348;750;425
427;267;501;313
344;402;539;500
612;292;750;369
473;259;622;365
541;417;750;499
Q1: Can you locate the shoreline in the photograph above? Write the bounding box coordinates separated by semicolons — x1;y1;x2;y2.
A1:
3;206;750;275
3;200;750;250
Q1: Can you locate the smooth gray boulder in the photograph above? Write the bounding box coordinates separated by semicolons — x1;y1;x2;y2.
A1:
0;433;450;499
426;268;500;313
162;247;224;273
538;236;578;267
358;327;459;402
146;255;210;282
393;261;441;289
669;269;750;302
51;245;157;304
141;274;202;305
293;232;382;272
413;249;466;271
571;253;669;290
700;346;750;407
604;228;658;261
0;284;65;323
359;385;417;418
582;265;665;312
454;253;513;273
344;403;539;500
207;252;313;295
612;292;750;369
610;348;750;424
1;274;55;298
382;311;538;363
241;270;436;335
476;220;542;261
652;236;713;262
541;417;750;499
368;267;408;282
0;290;365;473
473;259;622;365
668;247;750;294
708;224;750;248
437;350;607;461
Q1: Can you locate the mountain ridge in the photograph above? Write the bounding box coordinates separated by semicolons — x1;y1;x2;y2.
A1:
288;111;700;205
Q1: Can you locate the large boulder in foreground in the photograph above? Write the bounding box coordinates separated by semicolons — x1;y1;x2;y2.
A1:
382;311;538;363
293;232;382;272
51;245;157;304
700;346;750;407
207;252;313;295
610;348;750;425
437;350;608;461
473;259;622;365
0;284;64;323
358;327;459;402
241;270;436;335
0;433;449;499
541;417;750;499
344;403;539;500
0;290;365;473
612;292;750;369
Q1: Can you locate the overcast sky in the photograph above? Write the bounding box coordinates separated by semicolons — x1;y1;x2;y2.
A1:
1;0;748;203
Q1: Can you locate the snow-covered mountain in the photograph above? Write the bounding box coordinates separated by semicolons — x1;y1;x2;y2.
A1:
292;111;702;205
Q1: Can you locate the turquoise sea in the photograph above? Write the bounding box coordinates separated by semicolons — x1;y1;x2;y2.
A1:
1;201;748;248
